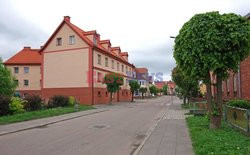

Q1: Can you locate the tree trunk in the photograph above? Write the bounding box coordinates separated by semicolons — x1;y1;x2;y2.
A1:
142;93;144;99
206;72;212;116
131;91;134;102
109;92;112;105
210;75;223;129
183;97;186;105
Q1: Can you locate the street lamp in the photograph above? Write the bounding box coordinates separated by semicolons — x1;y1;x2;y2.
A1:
170;36;176;39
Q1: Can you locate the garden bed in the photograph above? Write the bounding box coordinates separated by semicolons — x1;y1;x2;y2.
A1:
0;105;94;125
186;116;250;155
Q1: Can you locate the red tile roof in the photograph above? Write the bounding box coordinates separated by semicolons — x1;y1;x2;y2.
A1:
135;68;148;74
4;47;41;65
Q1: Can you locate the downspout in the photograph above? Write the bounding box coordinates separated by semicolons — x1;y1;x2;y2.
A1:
238;65;241;99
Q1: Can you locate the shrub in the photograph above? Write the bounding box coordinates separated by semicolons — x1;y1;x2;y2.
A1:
9;97;26;114
0;95;11;116
48;95;69;108
24;95;42;111
227;100;250;109
68;96;76;106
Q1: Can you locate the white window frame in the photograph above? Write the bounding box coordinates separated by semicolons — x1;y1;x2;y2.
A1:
69;35;75;45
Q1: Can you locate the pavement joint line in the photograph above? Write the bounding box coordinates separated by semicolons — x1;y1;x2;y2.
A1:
132;105;169;155
0;109;108;137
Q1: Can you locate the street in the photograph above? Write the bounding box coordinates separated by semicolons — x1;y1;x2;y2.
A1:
0;96;193;155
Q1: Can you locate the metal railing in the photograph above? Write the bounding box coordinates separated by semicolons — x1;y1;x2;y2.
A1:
225;105;250;133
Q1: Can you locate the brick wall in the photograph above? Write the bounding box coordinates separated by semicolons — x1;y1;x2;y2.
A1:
240;56;250;100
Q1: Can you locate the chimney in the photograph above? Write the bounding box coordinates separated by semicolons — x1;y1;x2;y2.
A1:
23;46;31;50
64;16;71;22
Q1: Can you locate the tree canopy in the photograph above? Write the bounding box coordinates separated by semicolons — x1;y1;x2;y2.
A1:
0;58;17;96
129;80;140;102
139;87;147;99
103;73;123;103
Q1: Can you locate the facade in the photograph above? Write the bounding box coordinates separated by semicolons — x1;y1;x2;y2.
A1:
40;16;135;105
4;47;42;97
135;68;150;96
221;14;250;101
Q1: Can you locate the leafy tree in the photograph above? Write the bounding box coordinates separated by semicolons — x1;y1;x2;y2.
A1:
174;11;250;128
171;66;199;105
139;87;147;99
149;85;158;96
129;80;140;102
162;84;168;95
103;73;124;104
0;58;17;96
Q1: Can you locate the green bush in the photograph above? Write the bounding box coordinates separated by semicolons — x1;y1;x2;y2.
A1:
68;96;76;106
0;95;11;116
48;95;69;108
24;95;42;111
227;100;250;109
9;97;26;114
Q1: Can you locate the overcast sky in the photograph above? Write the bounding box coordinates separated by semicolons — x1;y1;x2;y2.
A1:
0;0;249;80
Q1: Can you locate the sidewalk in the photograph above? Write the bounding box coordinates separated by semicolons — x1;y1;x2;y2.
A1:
138;98;194;155
0;108;107;136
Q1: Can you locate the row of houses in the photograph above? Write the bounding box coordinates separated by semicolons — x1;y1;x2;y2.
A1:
4;16;156;105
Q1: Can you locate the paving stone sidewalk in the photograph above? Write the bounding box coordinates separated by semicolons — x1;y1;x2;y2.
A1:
138;98;194;155
0;108;107;136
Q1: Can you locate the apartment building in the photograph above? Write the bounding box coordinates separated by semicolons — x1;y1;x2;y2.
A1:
135;68;150;96
40;16;135;105
4;47;42;97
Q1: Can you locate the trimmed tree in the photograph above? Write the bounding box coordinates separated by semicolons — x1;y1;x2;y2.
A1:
149;85;158;96
139;87;147;99
0;58;17;96
174;11;250;128
162;84;168;95
171;66;199;105
129;80;140;102
103;73;124;104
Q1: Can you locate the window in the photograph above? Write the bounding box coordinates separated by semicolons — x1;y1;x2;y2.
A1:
98;91;101;97
93;37;97;45
69;35;75;45
105;57;108;67
56;37;62;46
98;54;101;65
24;67;29;74
112;60;114;69
14;67;19;74
24;80;29;86
106;91;108;97
117;63;120;71
233;75;237;92
97;72;102;82
126;66;128;74
122;65;124;72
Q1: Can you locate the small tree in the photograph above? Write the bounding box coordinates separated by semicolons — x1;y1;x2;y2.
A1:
149;85;158;96
0;58;17;96
162;84;168;95
129;80;140;102
139;87;147;99
103;73;124;104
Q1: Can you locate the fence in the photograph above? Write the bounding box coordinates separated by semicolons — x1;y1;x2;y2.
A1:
225;105;250;133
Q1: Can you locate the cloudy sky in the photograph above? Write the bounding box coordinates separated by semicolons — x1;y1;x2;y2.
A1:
0;0;249;80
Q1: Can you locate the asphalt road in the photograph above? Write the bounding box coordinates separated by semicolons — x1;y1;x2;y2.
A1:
0;96;175;155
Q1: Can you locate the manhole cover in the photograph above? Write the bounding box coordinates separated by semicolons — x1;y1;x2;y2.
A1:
89;124;110;129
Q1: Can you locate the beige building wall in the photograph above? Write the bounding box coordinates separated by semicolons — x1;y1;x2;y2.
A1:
93;50;132;90
44;49;89;88
7;65;41;90
44;23;89;52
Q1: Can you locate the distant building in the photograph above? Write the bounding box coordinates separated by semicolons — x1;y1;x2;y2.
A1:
4;47;42;97
155;81;175;95
135;68;150;96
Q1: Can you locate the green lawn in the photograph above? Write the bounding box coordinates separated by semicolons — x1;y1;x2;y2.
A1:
186;116;250;155
0;105;94;125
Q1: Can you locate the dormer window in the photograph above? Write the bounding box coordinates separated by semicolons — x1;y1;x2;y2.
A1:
93;37;97;45
56;37;62;46
69;35;75;45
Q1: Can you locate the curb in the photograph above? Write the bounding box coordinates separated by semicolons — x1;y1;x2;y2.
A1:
132;107;168;155
0;109;108;136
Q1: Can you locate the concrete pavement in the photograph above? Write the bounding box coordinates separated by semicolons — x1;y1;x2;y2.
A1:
0;96;193;155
